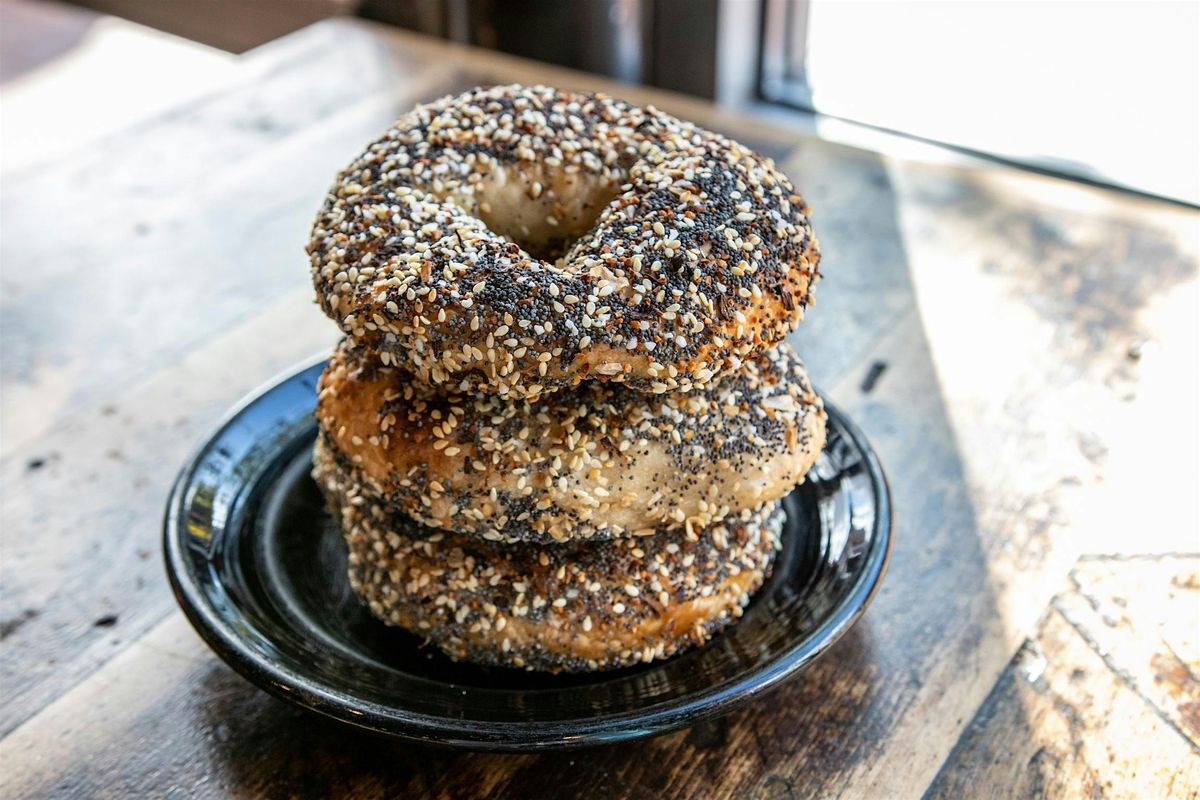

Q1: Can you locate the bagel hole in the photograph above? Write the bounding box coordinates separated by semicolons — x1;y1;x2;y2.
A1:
475;169;624;262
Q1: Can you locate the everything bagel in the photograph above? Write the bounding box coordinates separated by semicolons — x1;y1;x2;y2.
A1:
316;338;825;544
308;84;820;399
314;442;784;672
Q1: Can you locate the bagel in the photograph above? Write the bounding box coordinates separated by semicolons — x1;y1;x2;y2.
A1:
308;84;820;399
316;338;826;543
314;441;783;672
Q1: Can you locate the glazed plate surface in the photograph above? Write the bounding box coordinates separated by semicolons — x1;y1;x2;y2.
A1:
164;359;892;750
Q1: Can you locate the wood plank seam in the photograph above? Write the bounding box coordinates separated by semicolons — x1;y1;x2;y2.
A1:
918;630;1043;800
926;553;1200;797
1055;571;1200;756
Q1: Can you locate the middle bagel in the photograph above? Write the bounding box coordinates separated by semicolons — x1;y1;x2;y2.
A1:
317;339;826;543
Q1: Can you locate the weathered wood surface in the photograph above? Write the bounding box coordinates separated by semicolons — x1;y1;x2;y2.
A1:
1;9;1198;799
926;557;1200;800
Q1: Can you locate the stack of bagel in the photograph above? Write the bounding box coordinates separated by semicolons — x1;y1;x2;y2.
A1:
307;85;826;672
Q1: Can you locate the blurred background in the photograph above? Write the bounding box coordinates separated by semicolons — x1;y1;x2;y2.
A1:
3;0;1198;205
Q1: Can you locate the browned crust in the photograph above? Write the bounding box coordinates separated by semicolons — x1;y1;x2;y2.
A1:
308;84;820;400
314;440;783;672
316;338;826;543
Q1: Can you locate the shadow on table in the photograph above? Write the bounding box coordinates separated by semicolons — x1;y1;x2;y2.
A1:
182;625;886;800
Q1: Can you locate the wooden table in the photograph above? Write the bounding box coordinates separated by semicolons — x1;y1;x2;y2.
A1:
2;7;1198;798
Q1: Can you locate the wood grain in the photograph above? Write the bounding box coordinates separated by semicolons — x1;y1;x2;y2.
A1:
1055;556;1200;748
926;551;1200;798
0;20;452;452
0;289;337;735
1;14;1198;800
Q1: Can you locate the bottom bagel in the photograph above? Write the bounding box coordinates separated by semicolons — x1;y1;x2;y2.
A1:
314;437;784;672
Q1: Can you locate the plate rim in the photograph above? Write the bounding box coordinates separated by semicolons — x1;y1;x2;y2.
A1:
163;355;893;750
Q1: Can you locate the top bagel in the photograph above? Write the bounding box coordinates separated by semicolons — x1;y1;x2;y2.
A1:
308;84;820;399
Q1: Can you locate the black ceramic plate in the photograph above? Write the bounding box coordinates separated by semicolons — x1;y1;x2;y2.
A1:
164;357;892;751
